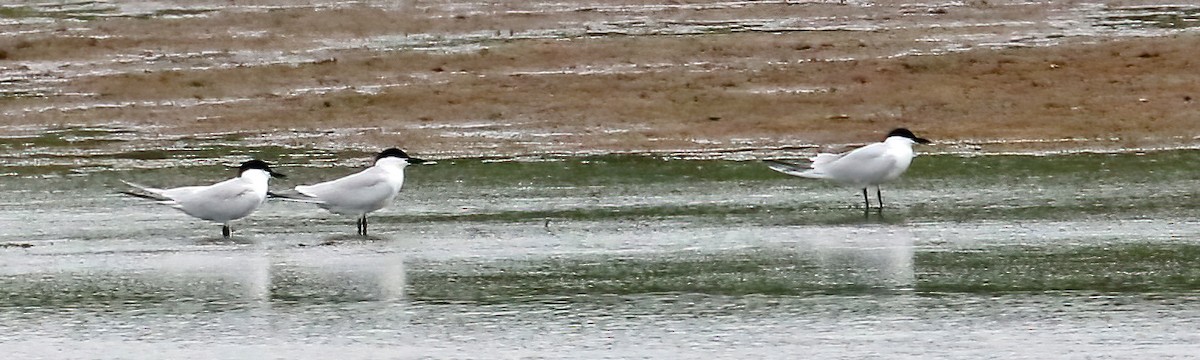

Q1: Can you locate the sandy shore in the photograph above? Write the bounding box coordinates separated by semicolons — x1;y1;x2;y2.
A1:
2;0;1198;157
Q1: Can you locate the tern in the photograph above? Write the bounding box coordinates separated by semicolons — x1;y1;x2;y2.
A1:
765;128;931;210
121;160;285;238
279;148;427;236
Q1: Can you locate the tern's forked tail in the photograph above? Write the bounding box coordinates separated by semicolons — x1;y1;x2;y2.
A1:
764;159;824;179
268;191;326;204
119;180;170;201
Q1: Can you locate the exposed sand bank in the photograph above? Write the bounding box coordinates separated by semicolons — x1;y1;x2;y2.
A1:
2;1;1198;157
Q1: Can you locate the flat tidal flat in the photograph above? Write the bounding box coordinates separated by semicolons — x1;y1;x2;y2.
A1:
3;1;1200;359
2;0;1200;155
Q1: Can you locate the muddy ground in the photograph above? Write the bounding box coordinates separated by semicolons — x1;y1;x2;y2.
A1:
2;0;1199;157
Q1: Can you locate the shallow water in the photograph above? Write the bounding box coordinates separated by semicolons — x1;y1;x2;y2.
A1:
2;149;1199;358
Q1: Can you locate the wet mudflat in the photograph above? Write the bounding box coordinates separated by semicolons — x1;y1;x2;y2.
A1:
4;1;1200;153
2;149;1199;358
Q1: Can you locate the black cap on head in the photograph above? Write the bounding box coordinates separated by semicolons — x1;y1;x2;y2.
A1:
238;159;285;178
375;148;410;161
886;128;931;144
376;148;426;164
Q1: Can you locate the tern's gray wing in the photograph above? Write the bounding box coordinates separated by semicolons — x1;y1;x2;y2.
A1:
820;142;897;184
295;168;388;198
171;178;263;222
808;153;846;172
193;180;256;201
160;185;208;200
295;168;398;214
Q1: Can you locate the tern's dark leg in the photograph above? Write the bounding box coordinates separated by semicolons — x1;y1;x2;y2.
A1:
876;186;884;209
362;215;368;236
356;217;364;236
861;188;870;210
222;225;231;239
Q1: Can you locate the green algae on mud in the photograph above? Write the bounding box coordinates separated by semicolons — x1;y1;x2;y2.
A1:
4;148;1200;225
409;150;1200;223
405;250;899;302
917;243;1200;293
406;243;1200;302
